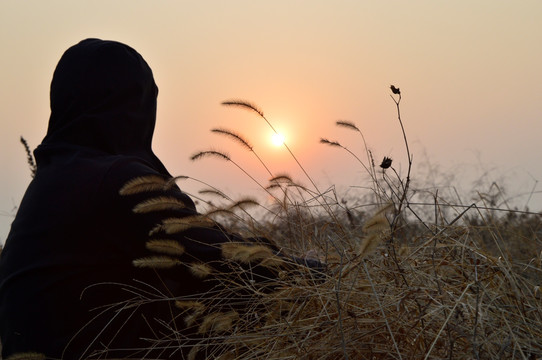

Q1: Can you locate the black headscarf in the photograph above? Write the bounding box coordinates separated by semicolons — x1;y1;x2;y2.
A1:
36;38;169;175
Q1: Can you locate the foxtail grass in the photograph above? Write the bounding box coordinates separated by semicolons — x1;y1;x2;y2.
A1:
20;136;37;178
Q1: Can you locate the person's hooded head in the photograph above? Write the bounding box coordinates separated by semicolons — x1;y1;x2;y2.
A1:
35;38;168;174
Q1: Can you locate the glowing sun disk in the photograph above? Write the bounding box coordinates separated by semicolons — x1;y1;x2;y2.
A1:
271;133;285;146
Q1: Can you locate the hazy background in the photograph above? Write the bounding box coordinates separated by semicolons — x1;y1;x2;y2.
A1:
1;1;541;243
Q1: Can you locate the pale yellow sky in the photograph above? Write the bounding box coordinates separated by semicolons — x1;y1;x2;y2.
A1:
1;1;542;242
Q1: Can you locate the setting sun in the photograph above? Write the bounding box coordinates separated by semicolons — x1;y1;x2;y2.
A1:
271;132;285;146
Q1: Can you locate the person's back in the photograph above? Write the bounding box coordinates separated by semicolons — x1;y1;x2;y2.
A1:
0;151;173;358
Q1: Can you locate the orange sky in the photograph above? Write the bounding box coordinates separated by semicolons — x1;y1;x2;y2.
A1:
1;1;542;242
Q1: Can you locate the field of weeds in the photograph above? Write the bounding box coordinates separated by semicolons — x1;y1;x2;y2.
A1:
147;89;540;359
4;88;542;359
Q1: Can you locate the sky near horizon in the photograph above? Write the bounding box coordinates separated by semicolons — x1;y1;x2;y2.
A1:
1;1;541;243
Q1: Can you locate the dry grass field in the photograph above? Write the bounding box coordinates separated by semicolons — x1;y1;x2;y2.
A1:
3;90;541;359
140;93;541;359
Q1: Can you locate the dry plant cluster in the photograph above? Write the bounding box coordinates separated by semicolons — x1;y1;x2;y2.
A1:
8;87;542;359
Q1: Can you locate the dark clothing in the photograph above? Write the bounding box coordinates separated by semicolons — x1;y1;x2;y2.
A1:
0;156;205;359
0;39;263;359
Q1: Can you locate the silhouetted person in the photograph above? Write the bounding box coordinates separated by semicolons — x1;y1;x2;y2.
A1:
0;38;301;359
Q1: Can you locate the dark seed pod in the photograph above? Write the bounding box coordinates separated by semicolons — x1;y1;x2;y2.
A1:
380;157;393;169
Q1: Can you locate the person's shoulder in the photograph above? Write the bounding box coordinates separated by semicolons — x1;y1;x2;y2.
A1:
105;156;164;180
102;156;197;211
98;156;166;194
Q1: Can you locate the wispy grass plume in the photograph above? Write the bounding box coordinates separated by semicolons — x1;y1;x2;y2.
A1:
188;262;214;278
6;352;46;360
145;239;185;256
133;196;188;213
221;242;274;264
191;150;231;162
20;136;37;178
211;128;253;151
221;100;264;117
119;175;167;195
151;215;215;235
132;256;181;269
335;120;360;132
